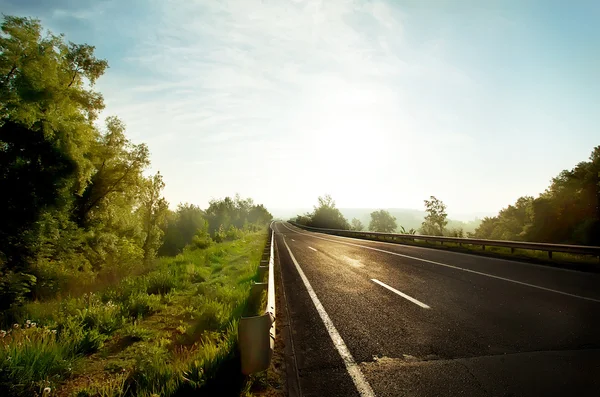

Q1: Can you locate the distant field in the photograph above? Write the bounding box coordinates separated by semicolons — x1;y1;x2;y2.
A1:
0;231;272;397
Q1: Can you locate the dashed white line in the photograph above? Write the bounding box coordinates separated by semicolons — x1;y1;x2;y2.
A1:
372;279;431;309
308;246;318;252
278;222;600;304
281;237;375;397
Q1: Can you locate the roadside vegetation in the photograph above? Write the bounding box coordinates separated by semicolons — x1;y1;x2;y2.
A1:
471;147;600;246
0;15;275;396
293;145;599;248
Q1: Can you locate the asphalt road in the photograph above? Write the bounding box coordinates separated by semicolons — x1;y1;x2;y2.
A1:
273;221;600;397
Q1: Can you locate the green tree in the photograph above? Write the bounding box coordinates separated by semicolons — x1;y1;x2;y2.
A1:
74;116;150;227
473;146;600;245
0;16;108;308
369;210;397;232
351;218;364;231
421;196;448;236
309;195;350;230
0;16;107;191
139;173;169;261
159;204;206;256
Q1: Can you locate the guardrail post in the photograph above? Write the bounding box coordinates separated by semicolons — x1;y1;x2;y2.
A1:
239;229;276;375
257;266;268;281
511;247;515;254
482;245;485;251
548;251;553;259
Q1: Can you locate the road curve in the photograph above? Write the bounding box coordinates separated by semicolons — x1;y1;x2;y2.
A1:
273;221;600;397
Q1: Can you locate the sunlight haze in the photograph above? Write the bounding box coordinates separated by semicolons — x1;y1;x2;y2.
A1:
3;0;598;217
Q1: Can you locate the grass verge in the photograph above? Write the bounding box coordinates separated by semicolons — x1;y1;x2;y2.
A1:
1;230;272;396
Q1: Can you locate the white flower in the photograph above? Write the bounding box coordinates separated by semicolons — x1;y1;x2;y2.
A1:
43;387;51;395
0;330;6;338
31;323;37;328
51;330;57;334
12;324;19;329
26;320;31;325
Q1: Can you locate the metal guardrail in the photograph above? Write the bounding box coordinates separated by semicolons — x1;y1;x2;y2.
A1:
290;222;600;261
238;226;276;375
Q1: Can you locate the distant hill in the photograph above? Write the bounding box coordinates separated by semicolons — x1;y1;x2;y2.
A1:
270;208;483;234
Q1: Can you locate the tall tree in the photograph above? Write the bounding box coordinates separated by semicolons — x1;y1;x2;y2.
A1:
351;218;364;231
74;116;150;227
421;196;448;236
139;173;169;261
369;210;397;232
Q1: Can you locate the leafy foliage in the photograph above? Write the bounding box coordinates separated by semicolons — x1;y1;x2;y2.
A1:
351;218;364;231
421;196;448;236
295;195;350;230
369;210;397;232
473;146;600;245
159;196;272;256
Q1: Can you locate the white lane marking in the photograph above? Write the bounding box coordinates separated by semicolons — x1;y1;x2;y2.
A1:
308;246;318;252
282;237;375;397
291;239;295;241
371;279;430;309
279;222;600;304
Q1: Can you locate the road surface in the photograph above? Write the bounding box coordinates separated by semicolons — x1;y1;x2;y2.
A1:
273;221;600;397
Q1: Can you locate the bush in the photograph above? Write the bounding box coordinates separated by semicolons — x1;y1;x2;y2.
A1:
225;226;243;241
146;271;177;295
212;226;226;243
125;293;162;319
75;298;124;335
191;231;212;250
0;271;37;312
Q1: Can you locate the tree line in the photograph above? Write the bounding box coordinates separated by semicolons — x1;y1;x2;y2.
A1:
0;16;272;313
292;194;445;235
472;147;599;246
293;147;600;249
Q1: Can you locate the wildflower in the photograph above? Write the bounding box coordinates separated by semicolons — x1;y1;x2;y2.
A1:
13;324;19;329
0;330;6;338
51;330;57;334
43;387;51;395
26;320;31;325
31;322;37;328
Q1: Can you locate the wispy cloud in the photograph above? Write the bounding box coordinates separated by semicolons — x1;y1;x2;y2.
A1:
6;0;596;214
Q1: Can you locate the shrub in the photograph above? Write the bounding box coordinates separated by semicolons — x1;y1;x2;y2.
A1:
125;293;162;319
76;299;124;335
191;230;212;250
212;226;226;243
146;271;177;295
225;226;243;241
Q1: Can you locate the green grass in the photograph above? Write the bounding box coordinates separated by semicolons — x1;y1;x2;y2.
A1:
0;229;270;396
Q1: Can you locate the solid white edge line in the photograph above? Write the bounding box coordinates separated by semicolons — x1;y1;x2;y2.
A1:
279;222;600;304
281;236;376;397
371;279;431;309
308;246;318;252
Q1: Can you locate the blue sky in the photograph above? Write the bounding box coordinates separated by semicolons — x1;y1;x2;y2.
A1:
2;0;598;217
